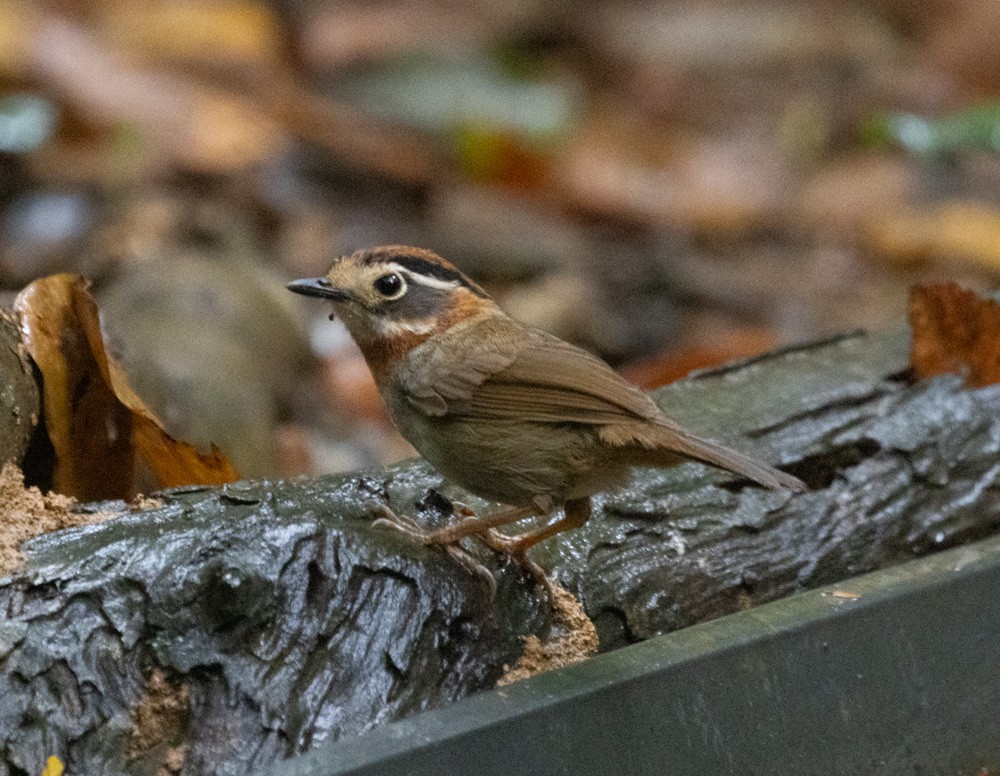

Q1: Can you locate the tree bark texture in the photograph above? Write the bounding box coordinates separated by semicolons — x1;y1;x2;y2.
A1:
0;309;39;466
2;328;1000;775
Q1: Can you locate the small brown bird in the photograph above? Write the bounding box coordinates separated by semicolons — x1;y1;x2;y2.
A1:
289;246;804;585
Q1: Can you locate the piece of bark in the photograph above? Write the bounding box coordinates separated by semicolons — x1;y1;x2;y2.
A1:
0;308;40;466
0;478;548;776
2;327;1000;775
533;329;1000;648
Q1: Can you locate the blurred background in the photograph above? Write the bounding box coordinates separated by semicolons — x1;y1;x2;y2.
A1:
1;0;998;480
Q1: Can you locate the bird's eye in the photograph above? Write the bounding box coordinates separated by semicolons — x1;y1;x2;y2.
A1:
373;273;405;298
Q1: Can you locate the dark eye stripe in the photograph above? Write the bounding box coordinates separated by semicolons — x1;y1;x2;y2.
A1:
391;256;489;298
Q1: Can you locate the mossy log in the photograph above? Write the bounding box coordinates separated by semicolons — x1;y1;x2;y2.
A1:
2;328;1000;775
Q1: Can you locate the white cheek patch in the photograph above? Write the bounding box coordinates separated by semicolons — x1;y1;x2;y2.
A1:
371;316;437;337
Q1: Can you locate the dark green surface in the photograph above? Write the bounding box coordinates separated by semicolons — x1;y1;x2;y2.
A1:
275;534;1000;776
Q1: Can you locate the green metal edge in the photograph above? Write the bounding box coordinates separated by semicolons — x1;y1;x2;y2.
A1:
272;535;1000;776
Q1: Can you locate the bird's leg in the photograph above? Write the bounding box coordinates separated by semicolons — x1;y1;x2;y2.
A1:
372;501;563;592
368;500;500;597
370;501;537;543
469;498;590;593
487;497;592;562
426;504;538;544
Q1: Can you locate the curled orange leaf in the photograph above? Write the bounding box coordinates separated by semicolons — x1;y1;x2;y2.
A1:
14;274;239;500
909;282;1000;389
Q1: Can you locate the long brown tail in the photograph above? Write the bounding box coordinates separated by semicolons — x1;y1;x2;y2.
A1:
624;425;806;492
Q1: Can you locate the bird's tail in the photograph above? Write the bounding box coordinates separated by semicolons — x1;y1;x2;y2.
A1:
615;424;806;492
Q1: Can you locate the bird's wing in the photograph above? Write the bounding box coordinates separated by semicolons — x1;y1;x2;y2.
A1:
397;316;660;425
397;315;805;492
392;315;525;416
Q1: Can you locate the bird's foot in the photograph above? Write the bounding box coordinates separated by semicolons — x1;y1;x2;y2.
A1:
423;515;554;595
449;500;477;518
479;529;555;599
368;501;498;599
369;501;426;538
369;501;552;597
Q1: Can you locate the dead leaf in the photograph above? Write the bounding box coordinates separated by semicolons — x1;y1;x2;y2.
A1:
455;122;551;191
0;0;35;78
621;327;779;388
870;202;1000;274
300;5;489;69
20;12;434;182
28;15;284;173
14;274;239;501
796;152;918;235
100;0;282;70
909;282;1000;388
555;118;786;233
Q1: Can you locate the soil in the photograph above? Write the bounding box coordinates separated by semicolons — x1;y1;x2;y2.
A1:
497;583;599;686
128;667;190;774
0;463;118;575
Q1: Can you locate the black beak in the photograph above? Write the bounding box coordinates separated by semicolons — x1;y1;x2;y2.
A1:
287;277;351;302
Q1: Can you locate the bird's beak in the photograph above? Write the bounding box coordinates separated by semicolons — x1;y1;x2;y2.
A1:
287;277;351;303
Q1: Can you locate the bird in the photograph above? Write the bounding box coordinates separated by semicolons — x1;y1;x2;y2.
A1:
288;245;805;588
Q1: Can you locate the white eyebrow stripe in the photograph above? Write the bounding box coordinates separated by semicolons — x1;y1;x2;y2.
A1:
384;262;462;291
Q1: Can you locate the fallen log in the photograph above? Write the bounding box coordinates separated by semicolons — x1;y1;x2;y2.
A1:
2;326;999;775
0;309;40;467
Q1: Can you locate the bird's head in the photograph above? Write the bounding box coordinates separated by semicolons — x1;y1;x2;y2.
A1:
288;245;497;368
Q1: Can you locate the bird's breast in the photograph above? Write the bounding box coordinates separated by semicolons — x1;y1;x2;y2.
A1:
382;387;622;507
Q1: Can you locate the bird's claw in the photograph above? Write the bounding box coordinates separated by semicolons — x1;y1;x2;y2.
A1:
480;529;554;599
368;501;426;538
449;500;477;518
440;544;498;600
368;500;498;599
366;501;551;600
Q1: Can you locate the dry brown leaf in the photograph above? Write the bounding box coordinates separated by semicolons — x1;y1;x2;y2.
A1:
621;327;779;388
555;122;786;233
870;202;1000;274
28;15;284;173
0;0;36;77
909;282;1000;388
20;12;433;182
300;5;489;68
14;274;239;501
796;153;918;235
100;0;281;70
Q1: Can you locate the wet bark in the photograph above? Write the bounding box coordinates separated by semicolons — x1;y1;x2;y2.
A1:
0;308;40;466
3;327;1000;775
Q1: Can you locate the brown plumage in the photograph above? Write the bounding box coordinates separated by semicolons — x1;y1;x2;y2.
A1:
289;245;804;588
